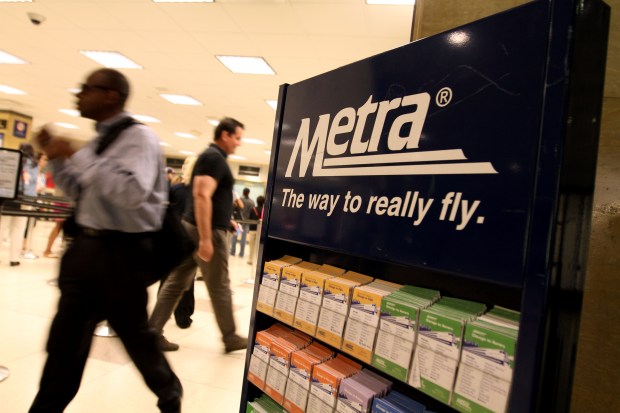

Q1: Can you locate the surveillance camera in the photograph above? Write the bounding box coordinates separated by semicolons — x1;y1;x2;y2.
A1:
27;12;46;26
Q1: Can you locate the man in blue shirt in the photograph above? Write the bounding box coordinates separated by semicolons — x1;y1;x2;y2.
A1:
31;68;182;413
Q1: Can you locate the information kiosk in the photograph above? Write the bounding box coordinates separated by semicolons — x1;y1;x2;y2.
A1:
0;147;22;382
241;1;610;412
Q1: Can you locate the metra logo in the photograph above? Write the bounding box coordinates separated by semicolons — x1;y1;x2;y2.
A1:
285;92;497;178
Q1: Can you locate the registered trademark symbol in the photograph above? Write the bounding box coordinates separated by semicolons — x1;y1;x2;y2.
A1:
436;87;453;107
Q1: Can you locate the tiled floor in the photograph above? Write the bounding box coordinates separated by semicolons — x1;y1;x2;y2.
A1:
0;219;256;413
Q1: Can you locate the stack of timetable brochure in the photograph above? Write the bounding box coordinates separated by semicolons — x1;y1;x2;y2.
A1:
336;369;392;413
264;331;313;404
342;280;402;364
372;286;440;382
451;307;520;413
246;393;287;413
274;261;322;325
284;342;334;413
248;324;301;390
371;390;430;413
294;265;345;336
309;354;362;412
257;256;302;316
409;297;486;404
317;271;374;348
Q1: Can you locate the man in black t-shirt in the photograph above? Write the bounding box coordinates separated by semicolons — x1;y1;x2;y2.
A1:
149;117;247;353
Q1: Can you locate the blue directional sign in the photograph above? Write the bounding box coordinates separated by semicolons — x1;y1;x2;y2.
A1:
269;2;549;287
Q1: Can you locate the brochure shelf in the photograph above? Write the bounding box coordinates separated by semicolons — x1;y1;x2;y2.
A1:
241;237;521;413
239;1;609;412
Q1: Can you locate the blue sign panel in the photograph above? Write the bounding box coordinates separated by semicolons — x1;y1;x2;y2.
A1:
269;2;549;287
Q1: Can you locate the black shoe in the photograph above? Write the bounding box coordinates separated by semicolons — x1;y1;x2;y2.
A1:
175;319;192;329
159;335;179;352
224;335;248;353
9;261;20;267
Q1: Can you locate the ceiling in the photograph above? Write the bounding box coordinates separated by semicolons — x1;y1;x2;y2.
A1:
0;0;415;168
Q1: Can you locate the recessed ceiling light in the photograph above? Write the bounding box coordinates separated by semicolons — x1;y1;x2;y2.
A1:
208;119;220;126
0;50;27;64
229;155;246;161
174;132;197;139
160;94;203;106
366;0;415;5
80;50;143;69
0;85;26;95
55;122;79;129
179;150;196;155
160;141;171;147
242;138;265;145
59;109;80;117
153;0;213;2
266;100;278;110
132;114;161;123
216;56;275;75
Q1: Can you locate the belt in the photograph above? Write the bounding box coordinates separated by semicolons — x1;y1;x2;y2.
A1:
79;227;152;239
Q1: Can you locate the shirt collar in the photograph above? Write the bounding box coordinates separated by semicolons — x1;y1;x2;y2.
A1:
95;111;131;135
209;142;228;159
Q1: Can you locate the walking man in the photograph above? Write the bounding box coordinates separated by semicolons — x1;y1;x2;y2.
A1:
150;117;248;353
30;68;182;413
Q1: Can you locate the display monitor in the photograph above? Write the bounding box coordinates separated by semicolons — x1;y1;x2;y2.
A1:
0;148;22;200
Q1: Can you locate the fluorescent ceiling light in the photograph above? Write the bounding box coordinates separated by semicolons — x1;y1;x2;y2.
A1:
179;150;195;155
55;122;79;129
80;50;142;69
0;50;27;64
153;0;213;2
0;85;26;95
242;138;265;145
366;0;415;4
174;132;197;139
132;114;161;123
160;94;202;106
229;154;246;161
159;141;171;147
59;109;80;117
68;87;81;95
266;100;278;110
0;1;33;3
208;119;219;126
264;150;272;155
216;55;275;75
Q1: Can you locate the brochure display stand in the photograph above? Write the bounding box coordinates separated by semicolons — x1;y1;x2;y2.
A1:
240;1;609;412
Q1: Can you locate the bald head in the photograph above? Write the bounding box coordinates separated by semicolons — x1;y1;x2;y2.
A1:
76;68;131;121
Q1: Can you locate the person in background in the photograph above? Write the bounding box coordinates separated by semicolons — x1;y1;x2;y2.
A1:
35;153;48;194
30;68;182;413
21;152;48;254
149;117;248;353
246;195;265;266
164;167;175;188
230;187;255;258
168;155;197;329
0;143;38;267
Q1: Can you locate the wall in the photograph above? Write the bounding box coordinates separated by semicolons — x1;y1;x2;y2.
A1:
0;110;33;149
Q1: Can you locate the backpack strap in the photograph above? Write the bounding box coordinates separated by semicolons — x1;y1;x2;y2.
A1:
96;117;140;155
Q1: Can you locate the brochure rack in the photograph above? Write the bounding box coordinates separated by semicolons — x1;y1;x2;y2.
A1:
239;1;609;412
